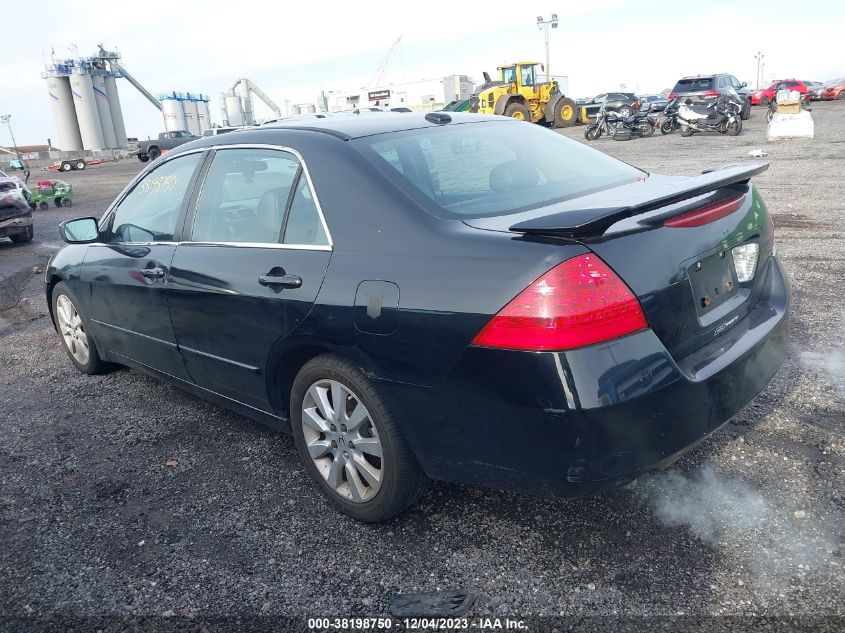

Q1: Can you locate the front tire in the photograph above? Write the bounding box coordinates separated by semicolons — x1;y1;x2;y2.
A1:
741;101;751;120
552;97;577;128
61;161;72;172
584;124;601;140
759;96;770;106
291;354;427;522
503;102;531;121
638;121;655;137
660;119;676;134
51;282;110;375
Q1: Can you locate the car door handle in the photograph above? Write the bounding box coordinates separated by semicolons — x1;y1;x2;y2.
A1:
258;274;302;289
141;267;166;279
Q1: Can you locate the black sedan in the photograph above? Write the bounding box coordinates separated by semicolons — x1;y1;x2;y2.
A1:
579;92;639;123
48;113;789;522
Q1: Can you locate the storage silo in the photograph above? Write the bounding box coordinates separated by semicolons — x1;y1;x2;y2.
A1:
92;74;117;148
70;71;105;150
46;74;83;151
103;75;128;148
196;97;211;133
225;94;244;126
183;97;200;136
161;95;187;133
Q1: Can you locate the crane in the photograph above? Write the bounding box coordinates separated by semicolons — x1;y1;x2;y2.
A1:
369;35;403;88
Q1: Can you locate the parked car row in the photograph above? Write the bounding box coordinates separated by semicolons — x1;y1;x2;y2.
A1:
751;77;845;105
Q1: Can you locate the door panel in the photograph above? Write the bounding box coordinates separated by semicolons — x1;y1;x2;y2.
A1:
82;244;188;378
168;246;331;409
82;151;204;378
167;147;333;412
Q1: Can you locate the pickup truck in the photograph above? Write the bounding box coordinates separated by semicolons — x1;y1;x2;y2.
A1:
137;131;198;162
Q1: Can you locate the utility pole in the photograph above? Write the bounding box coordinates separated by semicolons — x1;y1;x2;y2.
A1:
536;14;559;82
754;51;765;89
1;114;21;162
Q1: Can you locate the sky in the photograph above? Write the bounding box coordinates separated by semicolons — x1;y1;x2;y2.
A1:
1;0;843;147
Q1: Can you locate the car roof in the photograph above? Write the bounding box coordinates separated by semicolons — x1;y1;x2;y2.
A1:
254;112;498;140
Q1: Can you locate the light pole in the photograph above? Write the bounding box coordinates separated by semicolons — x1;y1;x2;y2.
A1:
754;51;765;90
1;114;21;163
536;14;559;82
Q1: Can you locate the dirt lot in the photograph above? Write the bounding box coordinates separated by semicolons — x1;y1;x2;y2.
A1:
1;104;843;627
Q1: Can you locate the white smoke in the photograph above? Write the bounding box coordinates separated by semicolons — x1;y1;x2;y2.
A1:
799;350;845;397
637;466;840;592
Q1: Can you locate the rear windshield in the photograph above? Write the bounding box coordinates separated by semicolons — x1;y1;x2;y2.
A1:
673;77;714;92
351;121;643;219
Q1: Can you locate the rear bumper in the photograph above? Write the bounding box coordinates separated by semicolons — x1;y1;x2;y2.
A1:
0;214;33;237
384;255;790;497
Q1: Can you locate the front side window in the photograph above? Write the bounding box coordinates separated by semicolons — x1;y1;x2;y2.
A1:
354;121;643;219
520;65;536;87
592;94;607;104
190;148;328;246
108;152;202;243
501;67;517;84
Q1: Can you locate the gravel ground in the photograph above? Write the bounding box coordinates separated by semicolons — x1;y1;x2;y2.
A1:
1;104;843;627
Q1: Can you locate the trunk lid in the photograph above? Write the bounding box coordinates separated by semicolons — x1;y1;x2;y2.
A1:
462;165;774;360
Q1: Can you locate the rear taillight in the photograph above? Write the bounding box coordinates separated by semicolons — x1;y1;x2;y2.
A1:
664;194;745;228
702;90;719;98
471;254;648;351
633;99;640;110
668;92;678;99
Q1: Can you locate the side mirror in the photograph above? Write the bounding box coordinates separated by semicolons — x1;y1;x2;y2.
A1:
540;64;545;72
741;82;747;87
60;217;100;243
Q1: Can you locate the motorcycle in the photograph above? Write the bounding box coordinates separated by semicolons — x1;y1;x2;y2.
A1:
585;102;655;141
677;90;743;136
660;97;682;134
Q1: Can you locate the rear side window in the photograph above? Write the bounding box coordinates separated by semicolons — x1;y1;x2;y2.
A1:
190;148;328;246
352;121;643;219
673;77;714;92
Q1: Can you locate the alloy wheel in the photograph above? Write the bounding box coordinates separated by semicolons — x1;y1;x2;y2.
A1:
56;295;90;365
301;379;383;503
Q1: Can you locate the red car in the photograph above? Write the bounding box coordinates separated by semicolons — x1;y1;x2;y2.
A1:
821;78;845;101
751;79;808;106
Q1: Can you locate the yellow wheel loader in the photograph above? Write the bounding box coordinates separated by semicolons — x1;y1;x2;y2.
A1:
469;62;577;128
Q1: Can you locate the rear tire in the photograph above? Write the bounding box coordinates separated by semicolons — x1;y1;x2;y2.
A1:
638;121;655;137
759;96;770;106
61;161;72;172
62;198;72;207
726;118;742;136
137;154;149;163
54;198;63;208
75;161;86;170
51;282;110;375
740;101;751;120
680;126;694;137
837;91;845;100
503;102;531;122
552;97;577;128
618;106;632;117
147;147;161;160
290;354;427;522
39;201;49;210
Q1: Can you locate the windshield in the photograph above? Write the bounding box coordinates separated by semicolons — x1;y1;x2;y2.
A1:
673;77;714;92
351;121;644;219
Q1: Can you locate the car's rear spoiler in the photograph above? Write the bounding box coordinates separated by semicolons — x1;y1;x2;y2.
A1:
509;163;768;238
